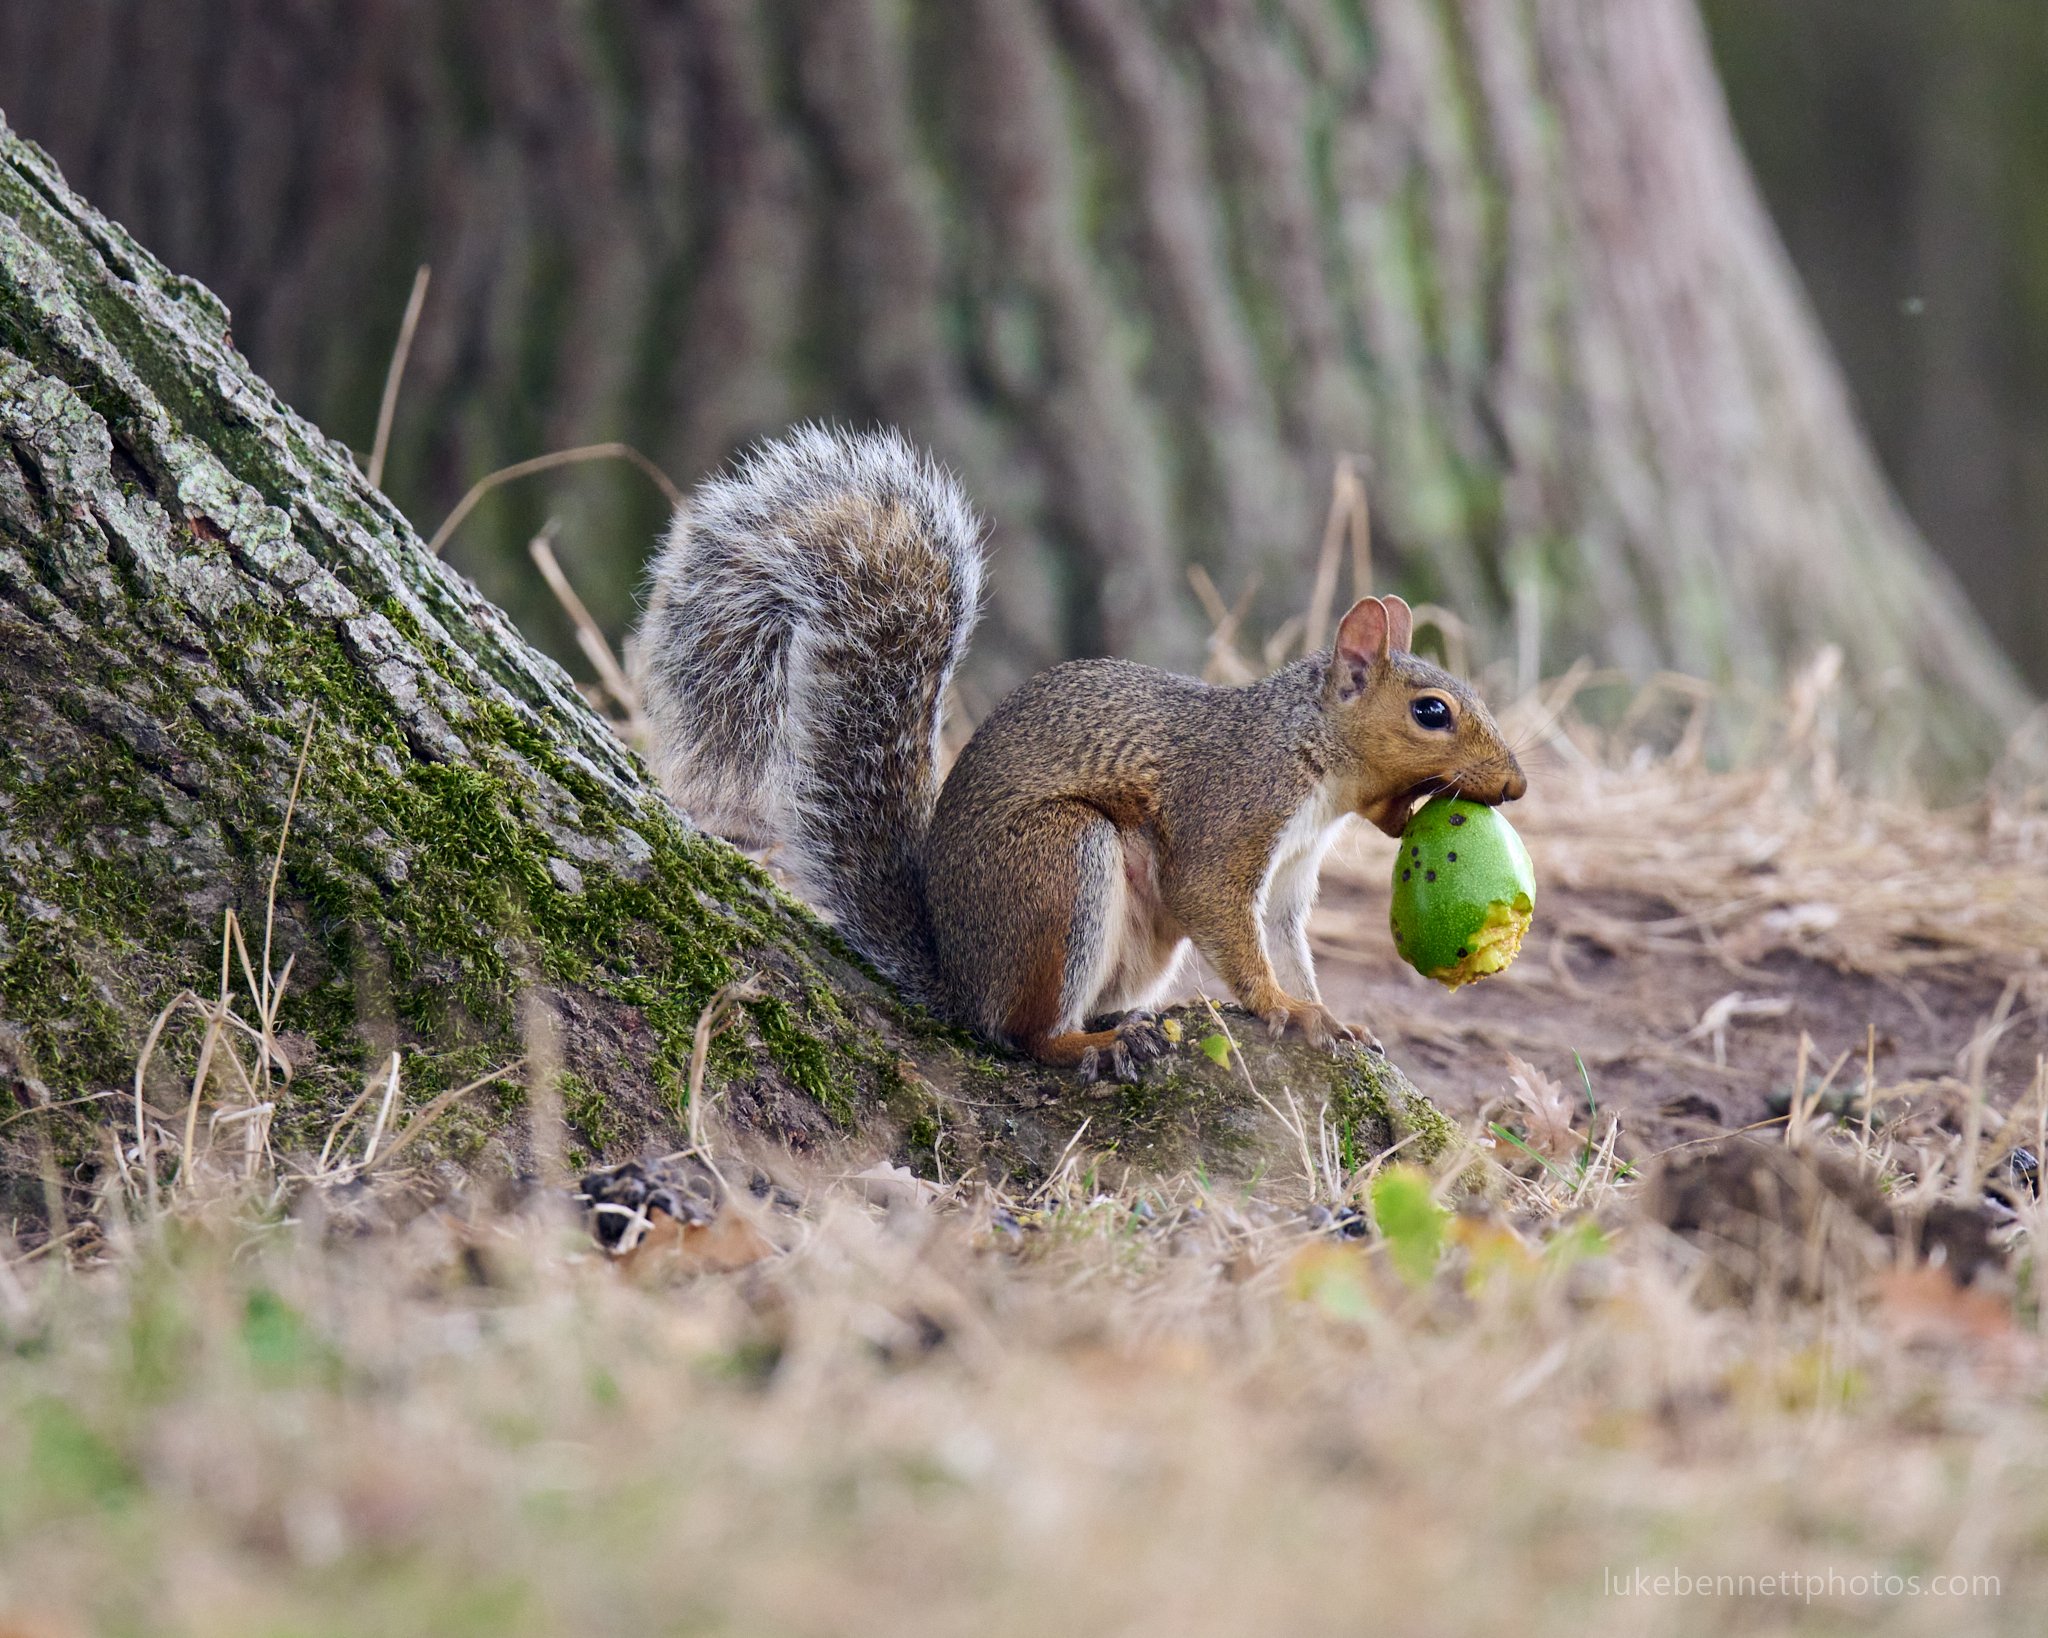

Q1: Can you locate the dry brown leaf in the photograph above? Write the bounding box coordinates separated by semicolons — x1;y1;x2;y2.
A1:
1504;1054;1581;1159
616;1205;778;1277
1874;1266;2016;1349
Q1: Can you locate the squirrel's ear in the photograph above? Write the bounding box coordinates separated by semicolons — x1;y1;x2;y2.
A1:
1333;597;1390;699
1381;593;1414;654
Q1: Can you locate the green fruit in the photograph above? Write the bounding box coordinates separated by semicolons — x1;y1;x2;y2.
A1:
1389;797;1536;990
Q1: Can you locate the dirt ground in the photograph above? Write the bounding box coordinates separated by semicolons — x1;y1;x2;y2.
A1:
1178;735;2048;1163
1316;871;2047;1150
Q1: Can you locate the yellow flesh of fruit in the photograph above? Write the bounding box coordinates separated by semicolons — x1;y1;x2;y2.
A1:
1426;893;1533;990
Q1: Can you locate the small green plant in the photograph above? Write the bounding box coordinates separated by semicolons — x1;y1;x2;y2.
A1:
1370;1164;1447;1286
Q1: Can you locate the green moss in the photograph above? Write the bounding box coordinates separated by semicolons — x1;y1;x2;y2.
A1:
747;997;854;1126
903;1109;942;1179
558;1071;623;1156
1329;1052;1457;1168
871;1053;953;1179
962;1052;1014;1087
0;914;132;1105
0;678;214;1166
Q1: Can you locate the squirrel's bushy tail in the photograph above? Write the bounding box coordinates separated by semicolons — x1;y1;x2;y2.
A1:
636;426;983;1001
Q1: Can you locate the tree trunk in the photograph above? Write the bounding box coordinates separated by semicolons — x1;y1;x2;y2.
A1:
0;115;1449;1225
0;0;2029;780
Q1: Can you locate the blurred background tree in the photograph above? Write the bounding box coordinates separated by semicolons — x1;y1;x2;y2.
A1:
2;0;2035;777
1703;0;2048;703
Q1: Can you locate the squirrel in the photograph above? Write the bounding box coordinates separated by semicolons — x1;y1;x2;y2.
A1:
637;426;1527;1082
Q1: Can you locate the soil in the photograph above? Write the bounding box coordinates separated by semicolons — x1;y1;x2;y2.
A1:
1306;869;2048;1156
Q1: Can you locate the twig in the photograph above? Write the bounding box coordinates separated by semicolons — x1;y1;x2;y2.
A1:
1187;565;1261;683
1186;563;1232;627
130;991;205;1209
1345;463;1373;607
1031;1117;1096;1208
367;265;430;491
367;1057;528;1173
1301;457;1354;657
0;1090;123;1137
684;979;766;1156
315;1073;383;1177
261;712;318;1035
359;1052;403;1168
1408;601;1469;674
176;914;239;1191
529;530;643;733
426;443;682;557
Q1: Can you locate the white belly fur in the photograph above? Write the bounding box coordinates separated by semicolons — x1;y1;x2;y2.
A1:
1100;828;1188;1017
1057;827;1188;1031
1256;781;1348;997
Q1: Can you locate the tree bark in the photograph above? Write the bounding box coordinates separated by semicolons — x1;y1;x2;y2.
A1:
0;115;1449;1224
0;0;2029;780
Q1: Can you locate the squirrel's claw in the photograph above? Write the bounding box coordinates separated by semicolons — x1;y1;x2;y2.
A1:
1077;1011;1171;1085
1116;1010;1170;1065
1260;999;1367;1055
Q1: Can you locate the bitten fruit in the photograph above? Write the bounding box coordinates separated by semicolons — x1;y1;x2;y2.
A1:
1389;797;1535;989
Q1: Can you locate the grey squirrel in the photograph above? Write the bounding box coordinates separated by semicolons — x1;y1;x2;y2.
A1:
637;427;1526;1081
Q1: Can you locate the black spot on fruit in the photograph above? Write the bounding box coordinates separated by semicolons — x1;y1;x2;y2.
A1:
1425;870;1436;883
1456;947;1468;959
1402;869;1411;881
1447;851;1457;862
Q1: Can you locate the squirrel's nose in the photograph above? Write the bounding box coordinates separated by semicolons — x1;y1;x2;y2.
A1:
1500;758;1528;802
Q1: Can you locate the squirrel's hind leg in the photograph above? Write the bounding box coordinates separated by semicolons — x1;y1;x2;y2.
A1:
934;800;1171;1082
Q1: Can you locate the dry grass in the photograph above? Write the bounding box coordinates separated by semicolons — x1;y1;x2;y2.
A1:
1;1114;2042;1637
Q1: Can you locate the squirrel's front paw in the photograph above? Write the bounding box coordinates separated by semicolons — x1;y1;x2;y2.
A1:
1260;999;1363;1053
1076;1010;1172;1085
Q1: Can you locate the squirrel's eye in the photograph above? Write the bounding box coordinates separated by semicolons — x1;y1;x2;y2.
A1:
1410;696;1452;731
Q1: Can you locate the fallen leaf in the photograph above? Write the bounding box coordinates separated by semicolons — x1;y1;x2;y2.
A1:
1504;1053;1579;1159
1372;1165;1447;1286
618;1205;778;1277
1874;1266;2015;1348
